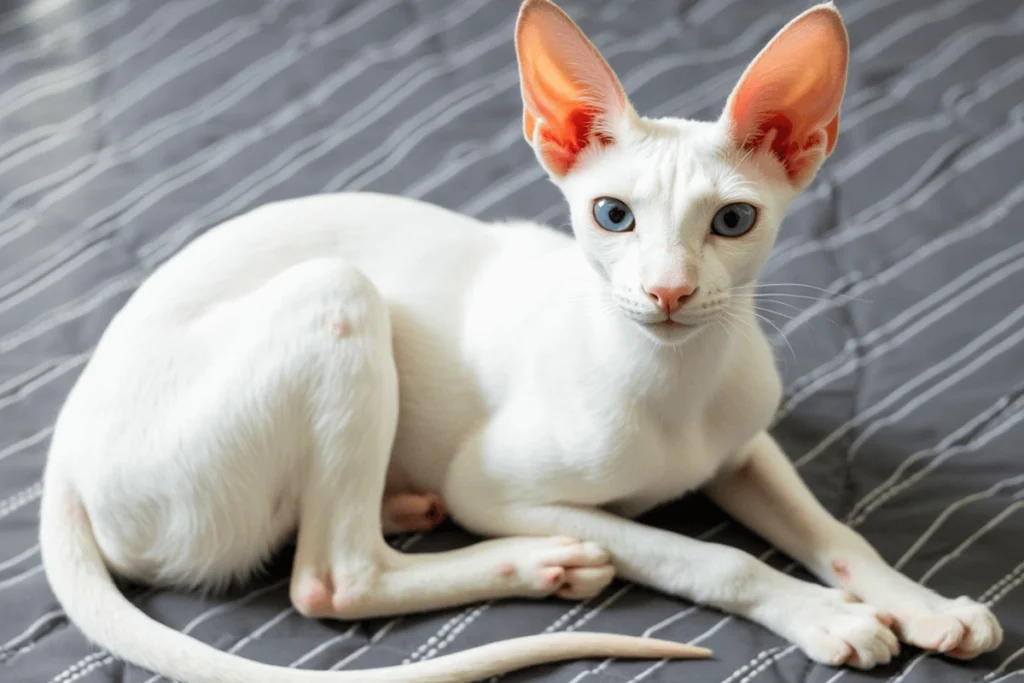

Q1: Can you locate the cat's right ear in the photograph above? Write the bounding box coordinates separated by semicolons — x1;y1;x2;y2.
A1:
515;0;633;177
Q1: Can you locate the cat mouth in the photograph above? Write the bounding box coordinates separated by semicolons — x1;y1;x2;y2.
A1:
642;318;698;332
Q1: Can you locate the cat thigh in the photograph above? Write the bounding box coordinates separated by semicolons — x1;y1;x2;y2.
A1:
80;258;396;589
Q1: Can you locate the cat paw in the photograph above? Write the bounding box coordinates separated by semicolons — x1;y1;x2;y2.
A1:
895;597;1002;659
781;588;899;670
510;536;615;600
381;492;446;534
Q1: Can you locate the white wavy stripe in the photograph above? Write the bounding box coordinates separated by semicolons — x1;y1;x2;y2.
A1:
0;0;494;302
0;0;233;183
0;11;292;262
768;122;1024;336
0;0;72;36
0;424;53;463
790;183;1024;468
0;482;42;520
917;500;1024;584
845;322;1024;457
402;606;479;664
0;0;236;132
0;275;141;354
0;1;127;80
0;0;404;251
0;563;43;591
988;645;1024;682
775;67;1024;263
777;243;1024;420
138;578;290;683
895;474;1024;574
0;543;39;573
768;24;1024;276
51;651;111;683
0;608;62;657
772;49;1024;233
0;354;63;395
848;392;1024;526
287;626;359;668
979;560;1024;606
154;56;524;266
847;4;1024;133
0;350;92;412
796;311;1024;469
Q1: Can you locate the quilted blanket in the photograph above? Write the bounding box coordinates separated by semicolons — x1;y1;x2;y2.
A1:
1;0;1022;681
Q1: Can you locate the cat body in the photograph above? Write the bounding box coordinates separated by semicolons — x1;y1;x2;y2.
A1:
39;2;1002;682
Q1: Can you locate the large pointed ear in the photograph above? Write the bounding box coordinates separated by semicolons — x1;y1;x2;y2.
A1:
515;0;633;177
722;3;849;187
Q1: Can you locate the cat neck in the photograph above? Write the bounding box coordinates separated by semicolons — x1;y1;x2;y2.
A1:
537;247;745;405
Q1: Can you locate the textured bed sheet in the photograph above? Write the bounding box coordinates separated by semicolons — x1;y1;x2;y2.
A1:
1;0;1023;681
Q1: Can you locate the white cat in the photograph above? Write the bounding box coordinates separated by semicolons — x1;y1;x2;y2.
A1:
39;1;1003;681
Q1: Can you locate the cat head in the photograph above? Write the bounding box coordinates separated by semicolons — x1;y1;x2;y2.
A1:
515;0;848;345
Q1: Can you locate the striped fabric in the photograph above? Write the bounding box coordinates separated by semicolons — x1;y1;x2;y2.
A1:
1;0;1022;681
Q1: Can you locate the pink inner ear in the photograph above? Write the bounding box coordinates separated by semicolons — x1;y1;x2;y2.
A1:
727;7;848;179
517;0;626;176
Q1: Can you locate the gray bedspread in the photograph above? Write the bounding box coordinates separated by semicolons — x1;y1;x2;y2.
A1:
2;0;1023;681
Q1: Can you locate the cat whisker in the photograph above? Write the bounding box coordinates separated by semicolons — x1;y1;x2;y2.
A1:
732;294;807;315
732;282;869;304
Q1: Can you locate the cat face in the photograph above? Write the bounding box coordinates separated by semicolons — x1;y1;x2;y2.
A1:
515;0;848;344
558;117;796;343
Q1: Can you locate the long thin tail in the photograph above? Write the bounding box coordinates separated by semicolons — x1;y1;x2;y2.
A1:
39;474;710;683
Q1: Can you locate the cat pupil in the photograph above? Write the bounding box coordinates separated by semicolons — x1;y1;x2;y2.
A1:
724;211;739;228
609;207;625;223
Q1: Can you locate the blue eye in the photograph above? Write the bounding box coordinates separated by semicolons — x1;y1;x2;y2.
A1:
711;203;757;237
593;197;635;232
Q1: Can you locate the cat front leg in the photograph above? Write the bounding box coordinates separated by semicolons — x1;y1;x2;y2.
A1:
443;420;899;669
706;431;1003;660
278;263;616;620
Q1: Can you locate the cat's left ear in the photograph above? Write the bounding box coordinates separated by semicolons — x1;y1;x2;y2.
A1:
722;3;849;188
515;0;634;177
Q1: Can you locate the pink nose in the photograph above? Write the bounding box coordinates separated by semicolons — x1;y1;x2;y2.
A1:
645;283;697;314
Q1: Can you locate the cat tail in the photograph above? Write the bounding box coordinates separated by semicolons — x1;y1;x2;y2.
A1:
39;473;710;683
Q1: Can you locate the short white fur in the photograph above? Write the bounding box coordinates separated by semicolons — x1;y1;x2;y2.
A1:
39;1;1002;681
